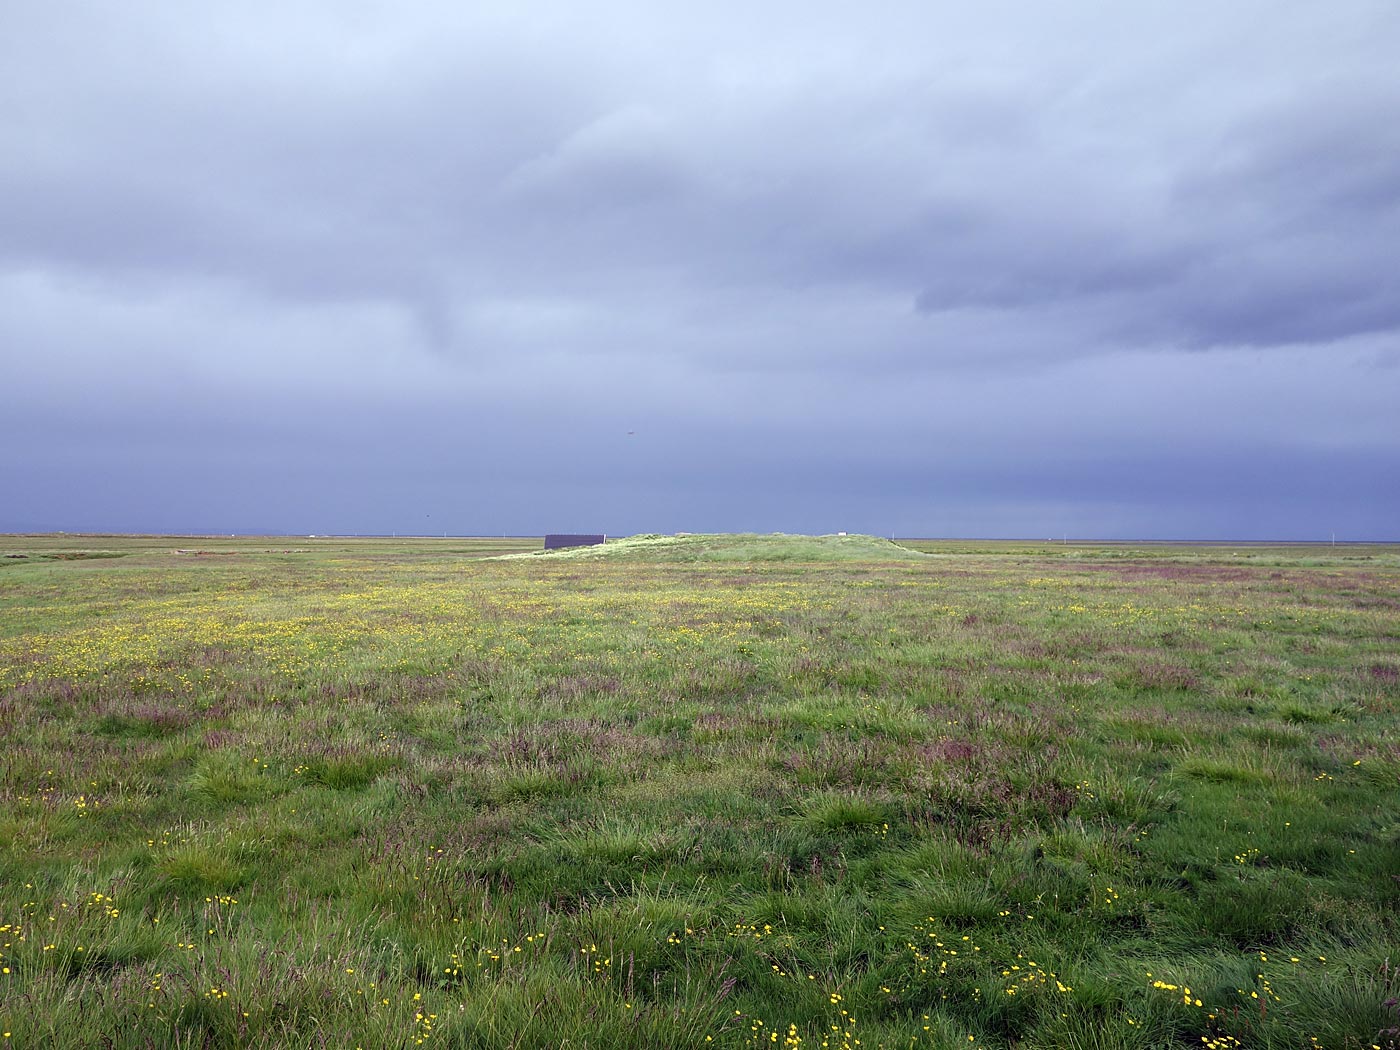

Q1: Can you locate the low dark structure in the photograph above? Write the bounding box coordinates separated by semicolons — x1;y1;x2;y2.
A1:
544;533;606;551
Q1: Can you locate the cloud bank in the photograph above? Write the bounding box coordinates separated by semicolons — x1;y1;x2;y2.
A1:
3;1;1397;537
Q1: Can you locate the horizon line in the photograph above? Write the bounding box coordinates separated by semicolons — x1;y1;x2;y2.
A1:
3;531;1397;547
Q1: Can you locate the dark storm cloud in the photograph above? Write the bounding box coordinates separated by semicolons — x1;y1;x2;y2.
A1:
912;78;1400;351
3;1;1398;537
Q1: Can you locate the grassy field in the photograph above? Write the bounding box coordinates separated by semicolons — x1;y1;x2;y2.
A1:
1;532;1397;1049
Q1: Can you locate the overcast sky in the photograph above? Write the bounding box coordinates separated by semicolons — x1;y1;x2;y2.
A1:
4;1;1398;539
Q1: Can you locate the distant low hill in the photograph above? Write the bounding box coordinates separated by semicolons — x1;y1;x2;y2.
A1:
507;532;928;563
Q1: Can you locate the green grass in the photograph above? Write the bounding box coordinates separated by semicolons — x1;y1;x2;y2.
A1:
0;532;1397;1048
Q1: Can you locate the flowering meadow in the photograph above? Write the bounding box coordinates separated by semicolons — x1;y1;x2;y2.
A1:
0;533;1397;1048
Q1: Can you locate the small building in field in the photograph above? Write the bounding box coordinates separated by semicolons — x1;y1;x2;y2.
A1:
544;534;606;551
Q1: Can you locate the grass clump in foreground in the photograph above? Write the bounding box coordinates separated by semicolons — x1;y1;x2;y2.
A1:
0;533;1398;1048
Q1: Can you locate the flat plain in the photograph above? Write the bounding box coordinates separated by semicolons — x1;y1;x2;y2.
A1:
0;533;1397;1049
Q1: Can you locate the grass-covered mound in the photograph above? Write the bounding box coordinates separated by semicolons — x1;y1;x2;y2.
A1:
513;532;927;563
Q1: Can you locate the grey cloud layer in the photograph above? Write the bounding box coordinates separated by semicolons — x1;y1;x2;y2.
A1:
3;1;1398;536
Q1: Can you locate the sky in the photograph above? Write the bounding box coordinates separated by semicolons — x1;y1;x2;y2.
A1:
3;1;1398;539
